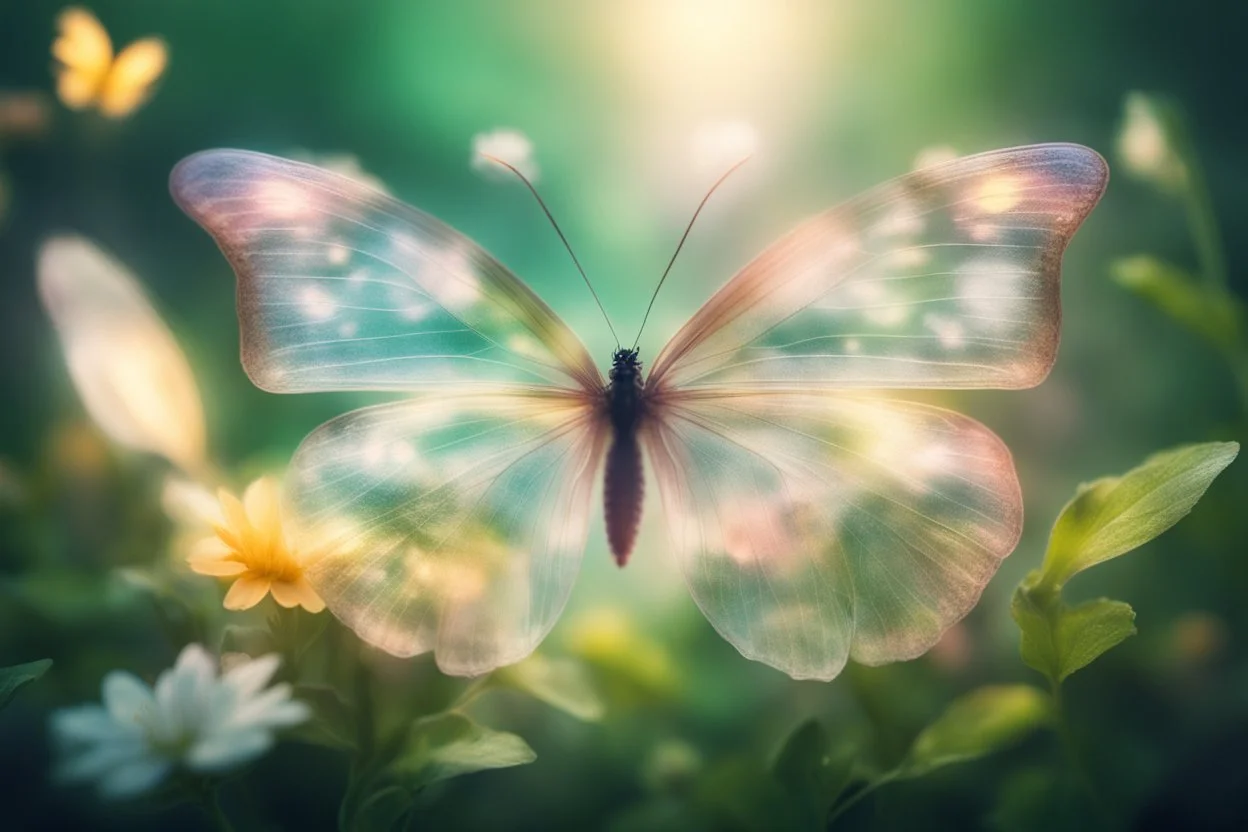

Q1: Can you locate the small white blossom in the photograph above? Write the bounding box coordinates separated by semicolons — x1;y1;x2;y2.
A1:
471;129;539;183
51;645;309;799
1118;92;1186;189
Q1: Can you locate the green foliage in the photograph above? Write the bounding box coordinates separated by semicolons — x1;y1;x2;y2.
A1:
1039;442;1238;590
0;658;51;710
899;686;1050;777
1014;441;1237;685
291;684;357;751
491;652;605;722
388;712;537;790
1111;256;1243;352
1015;594;1136;684
770;719;854;829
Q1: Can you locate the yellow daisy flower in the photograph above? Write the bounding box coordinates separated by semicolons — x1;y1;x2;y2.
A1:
188;477;324;613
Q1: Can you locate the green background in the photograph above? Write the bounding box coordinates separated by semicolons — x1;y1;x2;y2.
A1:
2;0;1246;829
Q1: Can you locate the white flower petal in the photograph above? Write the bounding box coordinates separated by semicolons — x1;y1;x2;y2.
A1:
97;757;172;799
223;682;303;730
186;730;274;772
51;705;127;744
222;653;281;698
101;672;154;723
56;738;149;782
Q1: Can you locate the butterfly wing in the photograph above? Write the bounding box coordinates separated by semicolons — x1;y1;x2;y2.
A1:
292;391;606;675
647;144;1108;392
171;149;603;394
98;37;168;118
644;391;1020;680
173;151;609;673
643;144;1106;679
52;7;114;110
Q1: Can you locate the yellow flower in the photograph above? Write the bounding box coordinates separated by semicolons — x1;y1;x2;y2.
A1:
188;477;324;613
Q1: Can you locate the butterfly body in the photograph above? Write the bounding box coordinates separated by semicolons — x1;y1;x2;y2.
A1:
171;143;1108;680
604;348;646;566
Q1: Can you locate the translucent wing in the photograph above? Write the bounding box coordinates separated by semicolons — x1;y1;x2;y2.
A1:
291;391;607;675
171;150;603;394
98;37;168;118
52;7;113;110
37;235;207;473
644;391;1020;680
648;144;1107;392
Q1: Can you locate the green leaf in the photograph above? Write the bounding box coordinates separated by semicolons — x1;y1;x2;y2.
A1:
1052;599;1137;682
1111;256;1243;351
353;785;414;832
289;684;357;751
1013;588;1137;684
389;712;536;790
1040;442;1239;589
493;653;604;722
0;659;52;710
901;686;1050;778
771;719;854;829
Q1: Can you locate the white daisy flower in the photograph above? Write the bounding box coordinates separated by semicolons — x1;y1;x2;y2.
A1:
51;644;309;799
471;128;539;183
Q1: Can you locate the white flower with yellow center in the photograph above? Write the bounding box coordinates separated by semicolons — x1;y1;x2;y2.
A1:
51;645;309;799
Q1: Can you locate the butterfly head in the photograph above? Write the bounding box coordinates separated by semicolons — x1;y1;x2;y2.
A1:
609;347;642;382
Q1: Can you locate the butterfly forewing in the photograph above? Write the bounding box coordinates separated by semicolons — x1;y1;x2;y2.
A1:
644;391;1020;680
647;144;1108;392
171;150;603;394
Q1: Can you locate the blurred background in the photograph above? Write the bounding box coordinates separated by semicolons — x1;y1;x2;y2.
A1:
1;0;1246;829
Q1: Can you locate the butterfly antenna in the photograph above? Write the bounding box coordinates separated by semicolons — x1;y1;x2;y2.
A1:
482;154;619;347
632;156;751;349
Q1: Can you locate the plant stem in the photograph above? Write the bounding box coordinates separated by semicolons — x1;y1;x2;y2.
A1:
200;784;236;832
1179;155;1228;292
1049;681;1114;828
354;650;376;763
826;771;897;827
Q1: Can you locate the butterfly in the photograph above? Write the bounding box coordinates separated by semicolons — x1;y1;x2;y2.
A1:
170;143;1107;680
52;7;168;118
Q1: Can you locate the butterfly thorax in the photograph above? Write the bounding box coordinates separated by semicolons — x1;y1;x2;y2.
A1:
606;348;645;430
604;348;645;567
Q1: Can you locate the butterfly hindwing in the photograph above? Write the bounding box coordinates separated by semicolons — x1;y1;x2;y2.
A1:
289;392;606;676
644;390;1020;680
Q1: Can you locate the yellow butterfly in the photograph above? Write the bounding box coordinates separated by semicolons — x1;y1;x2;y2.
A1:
52;7;167;118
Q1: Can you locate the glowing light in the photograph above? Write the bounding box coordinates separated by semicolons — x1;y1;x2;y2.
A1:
912;145;959;171
37;236;206;473
974;176;1022;214
254;179;315;219
924;313;965;348
690;119;759;174
471;129;539;183
299;286;337;320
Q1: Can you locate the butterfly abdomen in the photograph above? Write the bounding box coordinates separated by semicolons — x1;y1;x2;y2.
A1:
605;348;646;567
604;430;643;566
